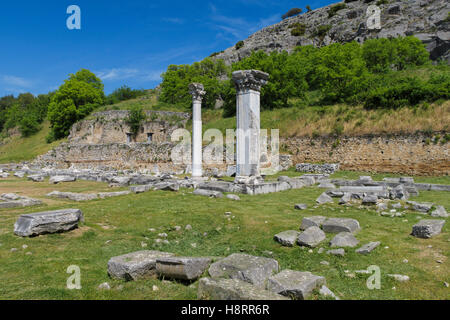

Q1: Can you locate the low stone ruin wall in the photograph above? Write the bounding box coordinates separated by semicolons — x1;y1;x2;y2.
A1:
282;132;449;176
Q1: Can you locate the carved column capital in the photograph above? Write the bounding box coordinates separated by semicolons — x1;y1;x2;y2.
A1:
189;83;206;101
232;70;269;92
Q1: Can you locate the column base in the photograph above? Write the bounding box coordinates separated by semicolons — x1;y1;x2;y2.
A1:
234;175;265;185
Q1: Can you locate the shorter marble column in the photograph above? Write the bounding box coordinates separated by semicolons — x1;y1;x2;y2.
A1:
232;70;269;181
189;83;206;178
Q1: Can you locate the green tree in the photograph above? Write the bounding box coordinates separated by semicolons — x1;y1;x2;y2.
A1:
47;69;104;140
311;42;369;103
393;36;430;70
125;104;147;138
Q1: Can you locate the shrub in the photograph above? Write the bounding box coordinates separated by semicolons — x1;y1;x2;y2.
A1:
364;76;450;110
19;114;40;137
282;8;302;20
290;23;306;36
106;86;147;105
235;41;244;50
306;5;312;12
328;3;346;18
376;0;389;5
125;105;147;138
314;25;332;37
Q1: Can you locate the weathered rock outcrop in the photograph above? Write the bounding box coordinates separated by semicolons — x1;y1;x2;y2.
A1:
213;0;450;64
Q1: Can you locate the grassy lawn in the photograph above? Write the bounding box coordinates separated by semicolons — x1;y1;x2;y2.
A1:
0;121;64;163
0;173;448;300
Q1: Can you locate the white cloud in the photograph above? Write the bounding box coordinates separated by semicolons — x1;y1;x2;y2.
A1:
96;68;139;81
1;75;32;88
208;4;280;42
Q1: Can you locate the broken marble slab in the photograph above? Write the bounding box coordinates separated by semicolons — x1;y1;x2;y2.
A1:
14;208;84;237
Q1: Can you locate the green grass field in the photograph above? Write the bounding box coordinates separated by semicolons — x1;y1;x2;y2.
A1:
0;172;448;300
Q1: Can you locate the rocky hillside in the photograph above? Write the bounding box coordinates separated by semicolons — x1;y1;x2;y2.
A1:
213;0;449;64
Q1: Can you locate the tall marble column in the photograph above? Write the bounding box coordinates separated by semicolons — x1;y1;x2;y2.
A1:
232;70;269;180
189;83;206;178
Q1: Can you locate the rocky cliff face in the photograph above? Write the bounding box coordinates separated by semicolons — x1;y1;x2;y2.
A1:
213;0;449;64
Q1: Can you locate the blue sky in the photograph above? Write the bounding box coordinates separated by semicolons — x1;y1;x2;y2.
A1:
0;0;335;97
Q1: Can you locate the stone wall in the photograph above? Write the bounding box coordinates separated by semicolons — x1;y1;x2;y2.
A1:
281;132;449;176
69;110;190;144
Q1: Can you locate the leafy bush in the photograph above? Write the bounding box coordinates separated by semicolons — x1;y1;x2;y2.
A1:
314;25;332;37
106;86;147;105
306;5;312;12
364;75;450;109
290;23;306;36
19;114;40;137
328;3;346;18
363;37;430;73
47;69;104;141
282;8;302;20
376;0;389;5
125;105;147;137
235;41;244;50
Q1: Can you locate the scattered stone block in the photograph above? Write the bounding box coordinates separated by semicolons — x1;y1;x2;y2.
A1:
407;201;433;213
274;230;301;247
356;241;380;254
14;209;84;237
98;191;131;199
226;194;241;201
318;182;336;189
362;195;378;205
156;257;211;281
330;232;359;248
326;248;345;257
107;250;175;281
300;216;326;230
387;274;410;282
322;218;360;234
339;193;352;205
316;193;333;204
411;220;445;239
27;175;44;182
49;175;76;184
193;189;223;198
267;270;326;300
198;278;288;300
208;253;279;288
319;285;339;300
294;203;307;210
297;227;326;248
430;206;448;218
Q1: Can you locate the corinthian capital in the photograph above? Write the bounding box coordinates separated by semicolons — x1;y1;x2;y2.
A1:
189;83;206;101
232;70;269;92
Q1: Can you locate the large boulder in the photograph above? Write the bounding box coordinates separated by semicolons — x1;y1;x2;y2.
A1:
411;220;445;239
198;278;288;300
49;175;76;184
267;270;326;300
14;209;84;237
330;232;359;248
274;230;301;247
300;216;326;230
297;227;326;248
156;257;211;281
316;193;333;205
208;253;279;288
108;250;175;281
430;206;448;218
322;218;360;234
